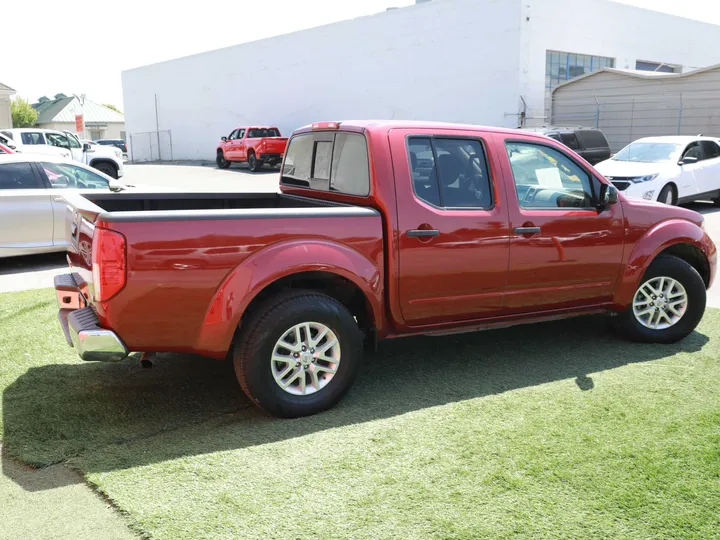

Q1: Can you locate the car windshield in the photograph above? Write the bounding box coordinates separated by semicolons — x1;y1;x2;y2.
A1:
613;142;682;163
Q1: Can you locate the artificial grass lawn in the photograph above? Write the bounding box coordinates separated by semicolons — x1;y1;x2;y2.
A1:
1;288;719;539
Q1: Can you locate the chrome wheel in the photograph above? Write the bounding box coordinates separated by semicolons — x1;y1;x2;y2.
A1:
632;276;688;329
271;322;340;395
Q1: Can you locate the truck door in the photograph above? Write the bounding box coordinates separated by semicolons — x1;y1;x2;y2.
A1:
498;135;625;312
389;129;510;326
236;129;247;160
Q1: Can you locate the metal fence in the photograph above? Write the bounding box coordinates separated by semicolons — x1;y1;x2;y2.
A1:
128;130;174;162
551;92;720;152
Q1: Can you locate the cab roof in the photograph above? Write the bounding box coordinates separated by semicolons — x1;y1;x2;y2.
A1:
293;120;541;138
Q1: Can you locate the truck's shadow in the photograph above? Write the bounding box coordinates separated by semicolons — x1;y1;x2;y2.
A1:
2;315;709;491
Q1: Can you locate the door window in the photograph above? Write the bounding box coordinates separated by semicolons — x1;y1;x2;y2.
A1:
236;129;246;139
506;142;594;209
20;132;45;145
407;137;492;209
700;141;720;160
41;162;109;189
682;142;702;161
66;133;82;148
46;133;70;148
0;163;39;189
559;133;580;150
228;129;239;140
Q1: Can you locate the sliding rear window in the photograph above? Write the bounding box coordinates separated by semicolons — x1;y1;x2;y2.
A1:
281;132;370;196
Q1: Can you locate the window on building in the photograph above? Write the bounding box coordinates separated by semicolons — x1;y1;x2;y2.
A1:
545;50;615;92
635;60;681;73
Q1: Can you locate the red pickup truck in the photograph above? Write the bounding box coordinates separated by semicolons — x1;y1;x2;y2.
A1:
56;120;717;418
216;126;288;172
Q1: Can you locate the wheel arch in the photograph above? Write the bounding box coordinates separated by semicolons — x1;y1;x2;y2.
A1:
194;239;383;358
614;219;713;309
89;158;118;174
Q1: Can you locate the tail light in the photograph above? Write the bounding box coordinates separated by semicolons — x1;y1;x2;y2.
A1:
92;228;126;302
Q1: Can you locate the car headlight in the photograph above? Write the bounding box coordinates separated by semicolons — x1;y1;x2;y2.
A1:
631;174;659;183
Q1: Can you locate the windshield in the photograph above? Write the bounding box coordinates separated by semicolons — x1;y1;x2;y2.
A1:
613;142;681;163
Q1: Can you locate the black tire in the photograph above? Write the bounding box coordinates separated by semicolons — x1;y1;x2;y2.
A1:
233;291;363;418
216;151;230;169
610;255;706;344
94;162;118;179
657;184;676;205
713;197;720;208
248;152;262;172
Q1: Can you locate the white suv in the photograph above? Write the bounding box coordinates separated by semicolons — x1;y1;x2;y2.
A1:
0;128;124;178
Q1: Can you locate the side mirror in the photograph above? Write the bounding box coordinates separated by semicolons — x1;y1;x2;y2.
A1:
679;156;698;165
221;136;227;142
598;184;618;210
83;143;92;151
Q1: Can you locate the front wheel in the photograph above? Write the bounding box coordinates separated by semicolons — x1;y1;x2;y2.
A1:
611;255;706;343
233;291;363;417
657;184;676;205
216;151;230;169
94;162;118;179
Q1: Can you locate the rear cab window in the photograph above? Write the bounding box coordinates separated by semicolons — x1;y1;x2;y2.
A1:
281;131;370;196
574;130;609;150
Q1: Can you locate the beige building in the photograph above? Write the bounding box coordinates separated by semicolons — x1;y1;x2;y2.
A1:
551;64;720;151
32;93;125;140
0;82;15;129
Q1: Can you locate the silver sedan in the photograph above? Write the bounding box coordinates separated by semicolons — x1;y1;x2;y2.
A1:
0;154;126;258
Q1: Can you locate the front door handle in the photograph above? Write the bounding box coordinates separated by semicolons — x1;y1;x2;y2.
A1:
53;196;65;202
513;226;541;235
407;229;440;238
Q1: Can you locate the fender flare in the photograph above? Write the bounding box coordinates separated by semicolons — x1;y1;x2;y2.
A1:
194;239;383;357
613;219;711;309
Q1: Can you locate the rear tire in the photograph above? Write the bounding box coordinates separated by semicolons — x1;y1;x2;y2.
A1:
216;151;230;169
248;152;262;172
658;184;676;205
610;255;706;344
713;197;720;208
94;162;118;179
233;291;363;418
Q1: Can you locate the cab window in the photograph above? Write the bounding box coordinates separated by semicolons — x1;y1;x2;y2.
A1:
506;142;594;209
66;133;82;149
46;133;69;148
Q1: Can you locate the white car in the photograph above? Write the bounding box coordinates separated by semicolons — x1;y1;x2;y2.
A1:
595;136;720;206
0;153;151;258
0;128;124;179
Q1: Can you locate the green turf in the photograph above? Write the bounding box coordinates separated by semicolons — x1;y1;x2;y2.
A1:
2;288;720;539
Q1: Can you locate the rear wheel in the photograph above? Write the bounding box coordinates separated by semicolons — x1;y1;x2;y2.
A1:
248;152;262;172
233;291;363;417
216;151;230;169
94;162;118;179
610;255;706;343
658;184;676;205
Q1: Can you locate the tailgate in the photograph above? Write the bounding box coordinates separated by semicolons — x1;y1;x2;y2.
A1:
264;137;288;153
62;192;104;302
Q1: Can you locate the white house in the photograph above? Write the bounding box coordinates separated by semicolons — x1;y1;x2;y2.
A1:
0;82;15;129
122;0;720;160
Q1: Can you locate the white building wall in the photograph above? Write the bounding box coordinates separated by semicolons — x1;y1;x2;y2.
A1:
122;0;522;161
0;97;11;129
519;0;720;125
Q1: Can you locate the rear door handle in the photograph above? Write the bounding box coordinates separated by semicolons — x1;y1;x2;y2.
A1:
53;196;65;202
513;226;541;235
407;229;440;238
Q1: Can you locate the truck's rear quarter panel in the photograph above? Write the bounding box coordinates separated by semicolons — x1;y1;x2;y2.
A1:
71;209;383;357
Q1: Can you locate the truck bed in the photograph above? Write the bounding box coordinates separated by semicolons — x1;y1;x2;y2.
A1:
63;190;384;359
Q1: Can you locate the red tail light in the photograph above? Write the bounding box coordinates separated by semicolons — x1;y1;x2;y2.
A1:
92;228;126;302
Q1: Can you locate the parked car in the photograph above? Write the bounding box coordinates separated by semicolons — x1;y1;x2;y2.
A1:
216;126;288;171
0;128;124;179
0;131;17;152
0;142;14;154
55;120;716;418
525;127;611;165
595;136;720;206
0;154;137;258
94;139;128;156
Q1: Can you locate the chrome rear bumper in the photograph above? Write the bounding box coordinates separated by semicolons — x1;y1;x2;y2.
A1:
55;274;128;362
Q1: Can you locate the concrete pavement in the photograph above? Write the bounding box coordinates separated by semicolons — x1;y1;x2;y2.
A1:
1;165;719;308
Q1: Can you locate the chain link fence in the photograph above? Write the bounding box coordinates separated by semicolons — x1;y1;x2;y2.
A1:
551;92;720;152
128;130;174;162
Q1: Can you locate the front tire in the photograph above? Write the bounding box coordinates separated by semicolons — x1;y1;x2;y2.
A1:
216;151;230;169
611;255;706;344
233;291;363;418
248;152;262;172
658;184;676;205
94;162;118;179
